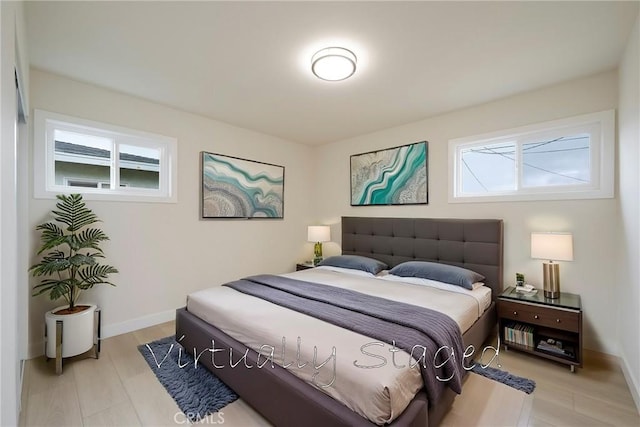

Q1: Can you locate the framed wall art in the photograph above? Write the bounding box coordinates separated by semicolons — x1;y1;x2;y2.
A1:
201;152;284;219
350;141;428;206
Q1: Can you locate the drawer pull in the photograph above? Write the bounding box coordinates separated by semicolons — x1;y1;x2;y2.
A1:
556;319;561;323
534;315;539;319
513;311;518;315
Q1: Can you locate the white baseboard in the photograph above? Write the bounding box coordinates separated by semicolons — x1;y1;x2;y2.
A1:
101;308;176;339
619;348;640;414
28;308;177;358
28;340;43;359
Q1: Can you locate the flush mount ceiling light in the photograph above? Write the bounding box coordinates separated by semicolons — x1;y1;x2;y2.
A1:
311;47;357;81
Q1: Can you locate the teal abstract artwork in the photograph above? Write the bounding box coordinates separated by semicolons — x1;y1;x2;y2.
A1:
350;142;428;206
201;152;284;218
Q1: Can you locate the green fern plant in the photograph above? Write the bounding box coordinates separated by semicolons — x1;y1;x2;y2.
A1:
30;194;118;310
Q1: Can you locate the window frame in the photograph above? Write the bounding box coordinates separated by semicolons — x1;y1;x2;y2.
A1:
34;109;177;203
448;110;615;203
62;178;129;189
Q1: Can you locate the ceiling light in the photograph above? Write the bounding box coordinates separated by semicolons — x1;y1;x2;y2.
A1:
311;47;357;81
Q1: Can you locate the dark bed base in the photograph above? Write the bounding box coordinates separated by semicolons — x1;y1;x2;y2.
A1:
176;217;503;426
175;303;496;427
176;307;425;427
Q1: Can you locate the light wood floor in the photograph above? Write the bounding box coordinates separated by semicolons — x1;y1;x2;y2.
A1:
19;321;639;426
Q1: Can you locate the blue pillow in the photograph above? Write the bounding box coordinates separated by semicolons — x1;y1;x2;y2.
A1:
318;255;388;275
389;261;485;290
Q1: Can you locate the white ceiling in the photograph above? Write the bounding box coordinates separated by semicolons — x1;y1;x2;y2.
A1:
25;1;638;146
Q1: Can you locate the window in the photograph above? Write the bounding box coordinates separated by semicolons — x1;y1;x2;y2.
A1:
34;110;177;203
448;110;614;202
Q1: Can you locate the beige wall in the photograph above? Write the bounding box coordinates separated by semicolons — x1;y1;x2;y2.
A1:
313;71;619;353
617;11;640;410
27;69;315;356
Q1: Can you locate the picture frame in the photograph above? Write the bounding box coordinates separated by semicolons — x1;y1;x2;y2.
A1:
201;151;285;219
350;141;428;206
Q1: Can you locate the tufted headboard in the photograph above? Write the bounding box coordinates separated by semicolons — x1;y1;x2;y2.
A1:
341;217;504;298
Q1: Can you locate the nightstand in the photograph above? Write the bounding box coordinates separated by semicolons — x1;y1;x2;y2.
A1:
295;263;315;271
498;287;583;372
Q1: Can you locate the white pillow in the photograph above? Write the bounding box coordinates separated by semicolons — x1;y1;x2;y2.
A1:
313;265;377;278
381;274;485;293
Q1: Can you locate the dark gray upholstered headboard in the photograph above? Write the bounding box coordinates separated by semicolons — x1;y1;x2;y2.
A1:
341;217;504;298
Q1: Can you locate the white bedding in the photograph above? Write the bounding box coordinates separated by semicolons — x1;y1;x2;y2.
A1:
186;267;492;425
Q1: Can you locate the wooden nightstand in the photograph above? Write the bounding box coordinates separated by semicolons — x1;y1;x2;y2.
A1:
498;287;583;372
295;263;315;271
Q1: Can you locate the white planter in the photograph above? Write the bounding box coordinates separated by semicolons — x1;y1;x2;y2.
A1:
45;304;97;358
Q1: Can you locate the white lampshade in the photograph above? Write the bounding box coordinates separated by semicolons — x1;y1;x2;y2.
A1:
531;232;574;261
308;225;331;243
311;47;357;81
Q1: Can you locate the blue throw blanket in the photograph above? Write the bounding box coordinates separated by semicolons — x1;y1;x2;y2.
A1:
223;274;466;405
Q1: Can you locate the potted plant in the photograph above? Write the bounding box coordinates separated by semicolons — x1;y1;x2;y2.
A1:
30;193;118;359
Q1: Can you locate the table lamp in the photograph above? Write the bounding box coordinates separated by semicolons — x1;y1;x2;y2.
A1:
531;232;573;299
308;225;331;266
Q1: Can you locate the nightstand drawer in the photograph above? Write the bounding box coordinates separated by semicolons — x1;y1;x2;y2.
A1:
498;300;580;332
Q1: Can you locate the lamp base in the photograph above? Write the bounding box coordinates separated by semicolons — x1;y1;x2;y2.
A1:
544;289;560;299
313;242;323;266
542;262;560;299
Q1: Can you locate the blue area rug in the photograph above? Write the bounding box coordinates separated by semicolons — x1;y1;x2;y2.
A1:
470;362;536;394
138;336;238;422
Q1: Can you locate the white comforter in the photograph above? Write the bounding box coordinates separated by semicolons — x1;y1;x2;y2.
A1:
186;267;491;425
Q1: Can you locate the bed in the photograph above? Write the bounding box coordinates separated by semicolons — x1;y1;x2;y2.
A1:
176;216;504;426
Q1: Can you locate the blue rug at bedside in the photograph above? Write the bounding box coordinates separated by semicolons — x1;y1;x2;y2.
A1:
138;336;238;422
470;362;536;394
